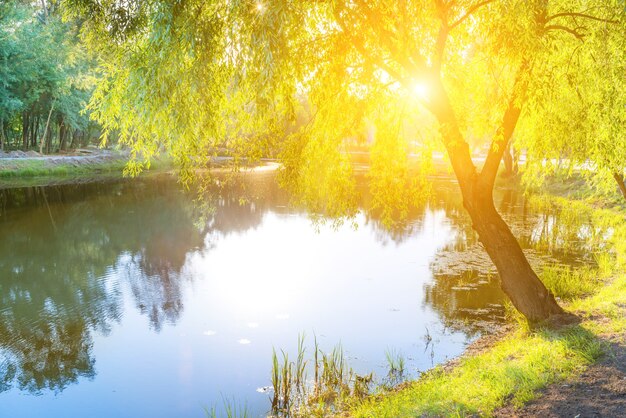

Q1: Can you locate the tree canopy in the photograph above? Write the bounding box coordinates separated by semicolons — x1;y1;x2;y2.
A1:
0;0;98;152
62;0;626;322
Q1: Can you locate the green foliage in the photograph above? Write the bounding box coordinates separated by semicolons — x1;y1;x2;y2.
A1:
0;0;98;151
517;2;626;200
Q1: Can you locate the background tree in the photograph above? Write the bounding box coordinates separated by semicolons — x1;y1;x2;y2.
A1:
64;0;623;322
517;12;626;202
0;0;98;153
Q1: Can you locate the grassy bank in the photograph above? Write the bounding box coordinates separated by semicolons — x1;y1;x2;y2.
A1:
348;194;626;417
0;155;174;181
0;159;128;178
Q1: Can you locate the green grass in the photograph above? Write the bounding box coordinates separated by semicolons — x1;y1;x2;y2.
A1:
0;156;174;179
541;265;600;300
0;160;125;178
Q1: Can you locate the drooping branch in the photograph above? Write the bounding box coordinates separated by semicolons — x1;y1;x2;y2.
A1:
352;0;427;76
479;60;530;189
333;5;411;89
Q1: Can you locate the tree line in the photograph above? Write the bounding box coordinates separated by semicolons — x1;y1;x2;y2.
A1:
0;0;99;153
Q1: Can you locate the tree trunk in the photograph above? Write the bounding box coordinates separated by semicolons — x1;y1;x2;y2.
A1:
59;116;67;151
22;111;30;150
613;172;626;201
70;129;79;149
40;104;54;155
0;120;4;151
461;178;564;321
31;115;40;148
502;143;516;177
432;85;564;323
46;127;52;154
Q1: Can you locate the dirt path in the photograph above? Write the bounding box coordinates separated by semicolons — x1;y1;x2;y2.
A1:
495;330;626;417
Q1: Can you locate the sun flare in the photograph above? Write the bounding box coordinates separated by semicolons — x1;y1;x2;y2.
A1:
413;81;429;101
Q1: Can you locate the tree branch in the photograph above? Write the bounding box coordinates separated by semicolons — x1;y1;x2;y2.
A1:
544;25;585;41
333;5;411;90
448;0;495;30
546;12;619;25
614;172;626;201
352;0;427;75
479;60;530;189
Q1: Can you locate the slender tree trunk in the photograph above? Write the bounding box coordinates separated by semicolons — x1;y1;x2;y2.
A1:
29;113;36;147
59;116;67;151
613;172;626;201
46;126;52;154
0;120;5;151
40;104;54;155
446;124;563;322
22;111;29;150
465;181;564;321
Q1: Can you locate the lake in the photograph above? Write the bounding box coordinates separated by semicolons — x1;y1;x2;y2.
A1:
0;171;592;417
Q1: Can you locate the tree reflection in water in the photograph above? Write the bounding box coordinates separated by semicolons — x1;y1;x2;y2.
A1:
0;173;601;395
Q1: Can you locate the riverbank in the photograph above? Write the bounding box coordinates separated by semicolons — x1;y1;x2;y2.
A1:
347;190;626;417
0;148;177;188
0;148;149;178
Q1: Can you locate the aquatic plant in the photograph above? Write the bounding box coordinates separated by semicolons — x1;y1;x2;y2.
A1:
384;348;406;387
269;335;375;417
205;397;249;418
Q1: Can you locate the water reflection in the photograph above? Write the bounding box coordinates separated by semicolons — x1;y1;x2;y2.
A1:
0;178;202;391
0;173;602;417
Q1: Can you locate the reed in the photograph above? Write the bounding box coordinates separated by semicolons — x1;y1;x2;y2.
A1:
269;334;373;417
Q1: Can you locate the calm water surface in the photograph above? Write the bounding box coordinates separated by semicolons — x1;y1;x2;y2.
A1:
0;172;592;417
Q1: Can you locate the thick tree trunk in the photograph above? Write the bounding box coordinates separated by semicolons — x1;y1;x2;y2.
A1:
432;90;564;323
613;172;626;201
461;178;564;321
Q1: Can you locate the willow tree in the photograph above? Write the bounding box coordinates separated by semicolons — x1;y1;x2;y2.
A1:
517;12;626;202
65;0;621;322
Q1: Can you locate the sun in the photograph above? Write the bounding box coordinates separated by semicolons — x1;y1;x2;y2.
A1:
413;81;429;101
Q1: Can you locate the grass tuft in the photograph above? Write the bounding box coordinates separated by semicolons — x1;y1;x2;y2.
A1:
541;264;599;300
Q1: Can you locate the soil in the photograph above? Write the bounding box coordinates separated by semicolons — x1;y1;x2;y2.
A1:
494;327;626;418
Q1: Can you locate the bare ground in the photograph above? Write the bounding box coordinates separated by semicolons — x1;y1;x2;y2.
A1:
494;325;626;418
